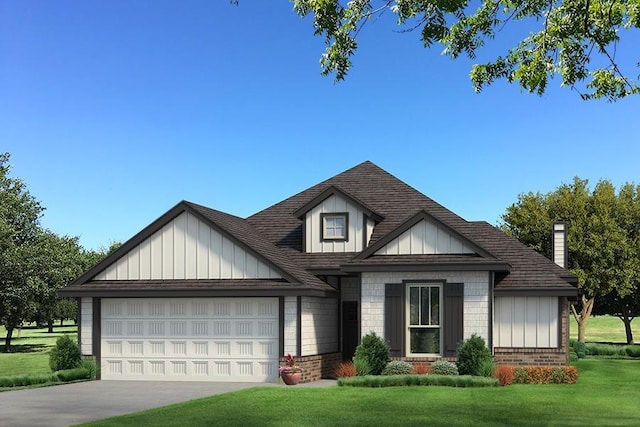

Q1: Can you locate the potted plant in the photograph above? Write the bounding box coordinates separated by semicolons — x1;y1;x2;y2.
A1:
279;353;303;385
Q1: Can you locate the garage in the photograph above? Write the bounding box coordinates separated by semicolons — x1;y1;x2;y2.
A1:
100;297;279;382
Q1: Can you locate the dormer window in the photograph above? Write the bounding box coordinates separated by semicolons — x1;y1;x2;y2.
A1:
321;213;349;241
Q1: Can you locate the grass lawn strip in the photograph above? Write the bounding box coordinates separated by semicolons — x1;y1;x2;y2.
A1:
80;360;640;427
0;325;77;377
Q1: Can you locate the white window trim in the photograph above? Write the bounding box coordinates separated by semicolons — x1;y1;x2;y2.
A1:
406;282;443;357
320;212;349;241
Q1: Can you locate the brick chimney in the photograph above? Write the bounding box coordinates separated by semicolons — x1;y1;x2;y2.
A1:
552;222;567;268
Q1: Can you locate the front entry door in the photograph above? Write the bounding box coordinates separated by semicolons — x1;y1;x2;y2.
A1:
342;301;359;360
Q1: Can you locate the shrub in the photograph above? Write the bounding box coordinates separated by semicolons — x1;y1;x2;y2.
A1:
49;335;82;372
354;332;390;375
527;367;553;384
513;367;529;384
382;360;413;376
334;361;357;378
574;341;587;359
564;366;579;384
80;358;97;380
338;374;497;388
430;360;458;376
495;365;514;386
550;367;567;384
478;359;495;378
569;351;579;362
456;334;493;376
625;346;640;358
586;343;626;357
353;357;372;376
412;362;430;375
55;368;91;382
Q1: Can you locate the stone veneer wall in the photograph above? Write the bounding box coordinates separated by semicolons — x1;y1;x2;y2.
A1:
361;271;490;342
281;353;342;383
493;298;570;366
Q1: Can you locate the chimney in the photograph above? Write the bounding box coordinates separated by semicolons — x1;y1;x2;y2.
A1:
552;222;567;268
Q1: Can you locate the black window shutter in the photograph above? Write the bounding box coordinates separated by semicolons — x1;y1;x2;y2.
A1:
444;283;464;357
385;283;404;357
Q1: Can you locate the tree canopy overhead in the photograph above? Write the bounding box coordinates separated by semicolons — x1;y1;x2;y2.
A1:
291;0;640;101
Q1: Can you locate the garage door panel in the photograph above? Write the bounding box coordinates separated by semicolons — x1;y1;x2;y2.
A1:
101;298;279;382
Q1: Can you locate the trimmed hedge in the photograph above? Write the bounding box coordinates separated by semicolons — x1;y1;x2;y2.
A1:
0;367;92;389
496;365;578;385
338;374;498;388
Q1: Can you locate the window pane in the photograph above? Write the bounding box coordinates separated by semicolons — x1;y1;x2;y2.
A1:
421;287;430;325
409;287;419;325
431;287;440;325
334;217;344;228
409;328;440;354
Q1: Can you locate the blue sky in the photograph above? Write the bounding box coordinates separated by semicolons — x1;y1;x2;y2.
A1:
2;1;639;251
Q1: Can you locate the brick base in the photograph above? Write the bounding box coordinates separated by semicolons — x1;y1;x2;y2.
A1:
493;348;568;366
281;353;342;383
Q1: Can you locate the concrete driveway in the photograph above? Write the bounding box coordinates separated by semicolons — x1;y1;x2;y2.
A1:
0;380;277;427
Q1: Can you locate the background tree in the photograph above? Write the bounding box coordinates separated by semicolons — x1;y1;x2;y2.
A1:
0;152;44;352
291;0;640;101
502;178;640;342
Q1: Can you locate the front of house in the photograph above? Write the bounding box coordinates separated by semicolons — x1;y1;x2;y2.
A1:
60;161;577;382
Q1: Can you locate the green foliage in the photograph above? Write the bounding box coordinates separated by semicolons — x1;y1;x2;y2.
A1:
456;334;493;376
338;374;497;388
585;343;627;356
430;360;458;376
49;335;82;371
513;367;529;384
382;360;414;376
574;341;587;359
292;1;640;101
478;359;495;378
569;352;579;363
353;332;390;375
80;358;97;380
353;355;372;376
625;346;640;358
55;367;91;382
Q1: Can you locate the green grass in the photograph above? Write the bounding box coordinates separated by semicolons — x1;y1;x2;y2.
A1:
82;359;640;427
570;315;639;343
0;324;77;377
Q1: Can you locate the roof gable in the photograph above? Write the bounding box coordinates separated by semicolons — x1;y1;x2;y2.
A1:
292;185;383;221
355;210;494;260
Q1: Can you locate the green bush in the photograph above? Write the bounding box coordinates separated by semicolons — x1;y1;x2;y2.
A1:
569;351;579;362
625;346;640;358
55;368;91;382
513;367;529;384
382;360;413;376
574;342;587;359
338;374;497;388
354;332;390;375
430;360;458;376
80;358;97;380
354;356;372;376
49;335;82;371
478;359;495;378
457;334;493;376
585;343;626;356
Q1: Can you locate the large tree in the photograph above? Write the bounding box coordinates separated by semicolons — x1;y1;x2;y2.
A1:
502;178;640;342
0;153;44;352
290;0;640;101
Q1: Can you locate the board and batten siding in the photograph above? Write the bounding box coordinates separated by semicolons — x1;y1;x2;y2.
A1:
305;194;368;253
80;297;93;355
375;219;474;255
300;297;339;356
93;212;281;281
494;296;559;348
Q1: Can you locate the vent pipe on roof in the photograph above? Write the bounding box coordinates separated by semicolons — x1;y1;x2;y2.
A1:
552;222;567;268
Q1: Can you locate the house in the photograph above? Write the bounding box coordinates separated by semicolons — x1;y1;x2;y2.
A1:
60;161;577;382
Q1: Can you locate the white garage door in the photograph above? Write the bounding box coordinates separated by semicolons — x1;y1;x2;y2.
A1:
100;297;279;382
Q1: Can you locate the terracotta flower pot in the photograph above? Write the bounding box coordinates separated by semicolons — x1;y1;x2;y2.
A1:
280;371;302;385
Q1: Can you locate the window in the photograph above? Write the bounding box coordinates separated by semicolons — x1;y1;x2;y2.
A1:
407;283;441;355
321;213;349;241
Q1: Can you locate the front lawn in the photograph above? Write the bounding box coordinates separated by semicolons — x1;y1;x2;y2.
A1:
570;315;639;343
0;325;77;377
82;359;640;426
